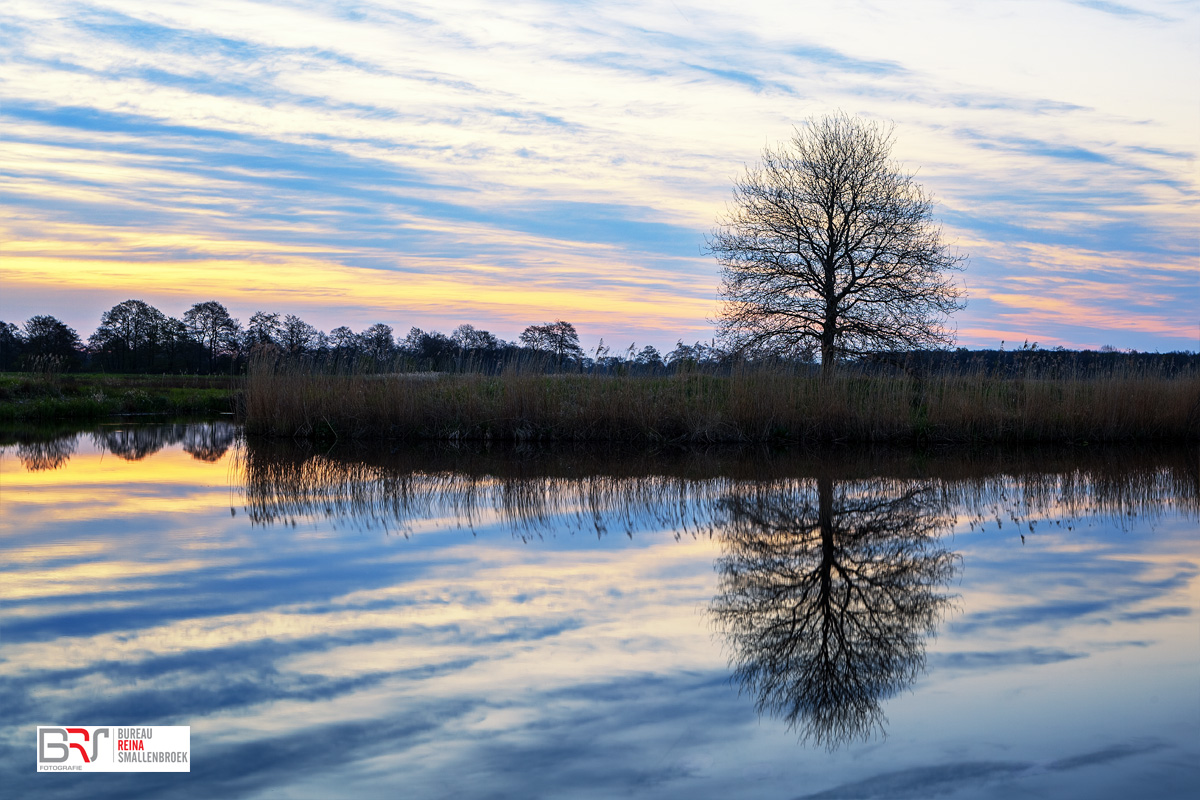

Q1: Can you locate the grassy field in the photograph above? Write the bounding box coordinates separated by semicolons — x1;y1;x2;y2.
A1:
243;364;1200;444
0;372;237;421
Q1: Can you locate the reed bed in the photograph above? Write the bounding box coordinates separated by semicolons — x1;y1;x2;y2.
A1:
238;438;1198;535
242;361;1200;444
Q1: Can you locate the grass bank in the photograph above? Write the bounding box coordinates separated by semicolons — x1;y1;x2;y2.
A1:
243;365;1200;444
0;372;237;421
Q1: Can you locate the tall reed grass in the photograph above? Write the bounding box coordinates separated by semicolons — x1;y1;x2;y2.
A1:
242;359;1200;443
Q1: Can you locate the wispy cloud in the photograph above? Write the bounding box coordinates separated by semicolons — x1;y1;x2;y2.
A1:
0;0;1195;349
1073;1;1174;22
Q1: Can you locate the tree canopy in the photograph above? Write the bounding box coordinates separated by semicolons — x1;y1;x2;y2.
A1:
710;113;966;373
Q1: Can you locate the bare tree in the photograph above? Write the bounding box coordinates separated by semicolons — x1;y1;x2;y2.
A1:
245;311;283;350
451;323;500;352
709;113;966;374
90;300;168;371
278;314;317;357
519;320;583;368
710;476;957;748
23;315;83;369
360;323;396;364
184;301;240;372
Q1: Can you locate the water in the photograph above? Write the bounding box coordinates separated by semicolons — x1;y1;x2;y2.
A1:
2;423;1197;798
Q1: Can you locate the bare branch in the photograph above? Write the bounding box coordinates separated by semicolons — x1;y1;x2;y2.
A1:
707;113;966;372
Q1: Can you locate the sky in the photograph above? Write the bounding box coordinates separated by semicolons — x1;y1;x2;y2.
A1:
1;0;1197;353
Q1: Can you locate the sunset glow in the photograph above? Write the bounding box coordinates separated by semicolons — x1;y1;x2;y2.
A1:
1;0;1196;350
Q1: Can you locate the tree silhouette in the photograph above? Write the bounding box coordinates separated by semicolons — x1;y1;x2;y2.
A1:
709;113;965;374
17;436;78;471
181;422;237;462
184;301;240;372
520;320;583;368
710;476;957;747
23;315;83;369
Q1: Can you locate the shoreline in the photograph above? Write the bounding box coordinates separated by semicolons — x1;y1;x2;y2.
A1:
0;373;237;422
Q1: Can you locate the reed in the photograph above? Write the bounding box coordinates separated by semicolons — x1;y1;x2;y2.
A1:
242;359;1200;444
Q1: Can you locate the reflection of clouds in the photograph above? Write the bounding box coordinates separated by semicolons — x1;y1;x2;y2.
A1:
927;647;1086;670
793;741;1167;800
946;560;1197;636
2;431;1199;796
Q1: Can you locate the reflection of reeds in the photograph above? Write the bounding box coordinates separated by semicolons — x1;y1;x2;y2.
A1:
243;359;1200;443
236;438;1197;749
238;440;1199;536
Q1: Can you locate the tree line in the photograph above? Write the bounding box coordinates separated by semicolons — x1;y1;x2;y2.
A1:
4;299;1194;378
0;300;722;375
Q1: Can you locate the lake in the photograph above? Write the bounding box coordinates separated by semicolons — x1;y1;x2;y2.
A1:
2;422;1197;798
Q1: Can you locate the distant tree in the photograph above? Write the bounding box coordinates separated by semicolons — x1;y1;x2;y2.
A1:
709;112;966;375
452;324;500;352
278;314;317;357
401;327;455;364
184;301;240;372
328;326;360;363
160;317;191;371
666;340;702;370
0;321;23;370
244;312;283;350
634;344;664;369
23;315;83;369
360;323;396;364
310;329;331;360
400;327;426;354
520;320;584;367
89;300;170;371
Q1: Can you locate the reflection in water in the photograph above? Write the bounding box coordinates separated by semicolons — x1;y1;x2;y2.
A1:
5;426;1196;760
16;435;78;471
238;440;1198;541
95;422;237;462
1;425;1198;797
182;421;237;462
236;440;1196;747
239;441;715;536
1;421;238;468
709;477;957;747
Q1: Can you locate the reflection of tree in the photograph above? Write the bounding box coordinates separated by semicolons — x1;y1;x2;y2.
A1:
182;422;237;462
16;436;78;471
710;476;957;748
93;426;181;461
91;422;238;462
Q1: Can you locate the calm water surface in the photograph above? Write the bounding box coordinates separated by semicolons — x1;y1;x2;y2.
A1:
1;423;1197;798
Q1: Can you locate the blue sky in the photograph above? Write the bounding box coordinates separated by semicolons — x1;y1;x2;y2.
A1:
1;0;1196;351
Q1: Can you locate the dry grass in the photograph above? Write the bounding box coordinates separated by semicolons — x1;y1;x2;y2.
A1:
242;360;1200;444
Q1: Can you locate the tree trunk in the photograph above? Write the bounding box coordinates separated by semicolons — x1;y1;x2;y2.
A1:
820;315;837;378
818;475;835;647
